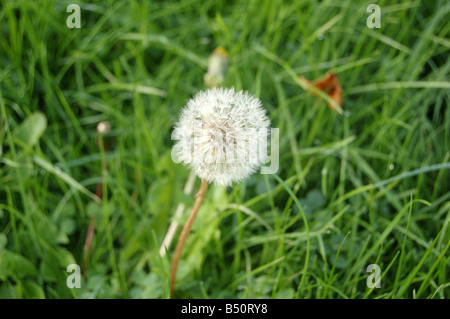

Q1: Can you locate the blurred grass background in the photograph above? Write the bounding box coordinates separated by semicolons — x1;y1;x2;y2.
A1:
0;0;449;299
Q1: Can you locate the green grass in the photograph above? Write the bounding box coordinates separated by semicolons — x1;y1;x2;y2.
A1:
0;0;449;299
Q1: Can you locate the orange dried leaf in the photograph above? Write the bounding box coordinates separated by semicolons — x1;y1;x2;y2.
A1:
299;71;343;111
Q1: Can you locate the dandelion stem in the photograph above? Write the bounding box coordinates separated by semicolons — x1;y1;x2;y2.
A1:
170;179;209;298
82;122;111;278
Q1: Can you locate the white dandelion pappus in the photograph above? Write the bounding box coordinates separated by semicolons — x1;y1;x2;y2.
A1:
173;87;271;186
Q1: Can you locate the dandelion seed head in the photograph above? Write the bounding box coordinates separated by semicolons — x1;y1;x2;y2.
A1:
173;87;271;186
97;121;111;134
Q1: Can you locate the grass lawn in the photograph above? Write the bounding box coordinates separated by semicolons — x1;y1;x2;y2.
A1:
0;0;449;299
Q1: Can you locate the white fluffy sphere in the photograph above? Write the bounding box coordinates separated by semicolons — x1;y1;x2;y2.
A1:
173;87;271;186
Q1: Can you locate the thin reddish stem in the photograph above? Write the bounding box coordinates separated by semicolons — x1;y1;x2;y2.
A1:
170;180;209;298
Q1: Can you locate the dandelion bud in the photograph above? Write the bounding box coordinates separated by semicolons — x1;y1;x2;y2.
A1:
203;47;229;88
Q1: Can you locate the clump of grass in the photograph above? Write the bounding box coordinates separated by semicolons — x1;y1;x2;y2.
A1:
0;0;449;299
